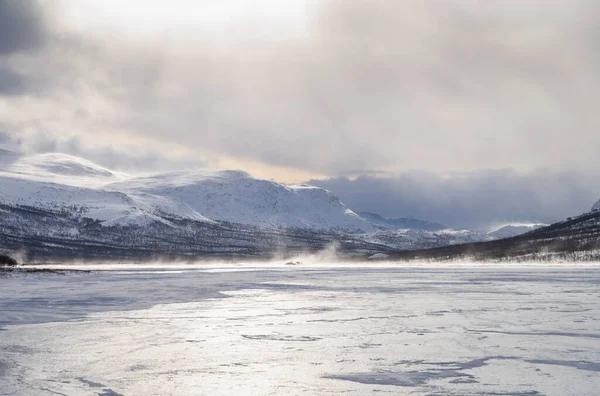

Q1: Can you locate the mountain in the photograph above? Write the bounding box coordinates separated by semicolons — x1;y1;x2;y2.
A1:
0;152;515;261
106;170;373;231
356;212;447;231
0;153;386;260
389;204;600;262
487;223;547;239
0;153;372;231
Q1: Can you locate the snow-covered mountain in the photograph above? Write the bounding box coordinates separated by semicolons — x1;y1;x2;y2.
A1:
592;199;600;212
0;152;499;260
0;154;209;228
0;153;371;231
106;170;372;231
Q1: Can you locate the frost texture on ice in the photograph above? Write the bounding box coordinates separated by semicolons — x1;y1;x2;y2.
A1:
1;265;599;396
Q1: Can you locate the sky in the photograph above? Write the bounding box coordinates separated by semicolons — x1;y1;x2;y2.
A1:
1;0;599;230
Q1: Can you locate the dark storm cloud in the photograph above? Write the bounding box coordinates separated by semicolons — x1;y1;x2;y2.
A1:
0;0;47;55
309;170;600;230
0;0;52;96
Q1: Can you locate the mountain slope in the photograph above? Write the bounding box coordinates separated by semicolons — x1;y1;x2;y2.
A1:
0;172;210;227
0;201;390;261
107;170;373;231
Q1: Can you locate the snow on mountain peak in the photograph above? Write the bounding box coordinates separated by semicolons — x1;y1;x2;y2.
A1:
107;168;373;231
592;199;600;212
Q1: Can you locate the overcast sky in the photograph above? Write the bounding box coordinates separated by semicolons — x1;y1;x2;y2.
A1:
1;0;599;229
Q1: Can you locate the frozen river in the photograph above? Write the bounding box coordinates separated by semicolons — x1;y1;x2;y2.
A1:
1;263;599;395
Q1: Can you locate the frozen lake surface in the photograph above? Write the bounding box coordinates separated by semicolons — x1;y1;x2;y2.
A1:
1;263;599;395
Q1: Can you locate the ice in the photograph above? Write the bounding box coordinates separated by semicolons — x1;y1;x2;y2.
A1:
1;264;599;395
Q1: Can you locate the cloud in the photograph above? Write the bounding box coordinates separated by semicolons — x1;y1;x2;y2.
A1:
0;1;598;228
1;0;600;180
0;0;51;96
0;0;48;55
0;65;26;95
0;130;206;172
309;170;600;230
